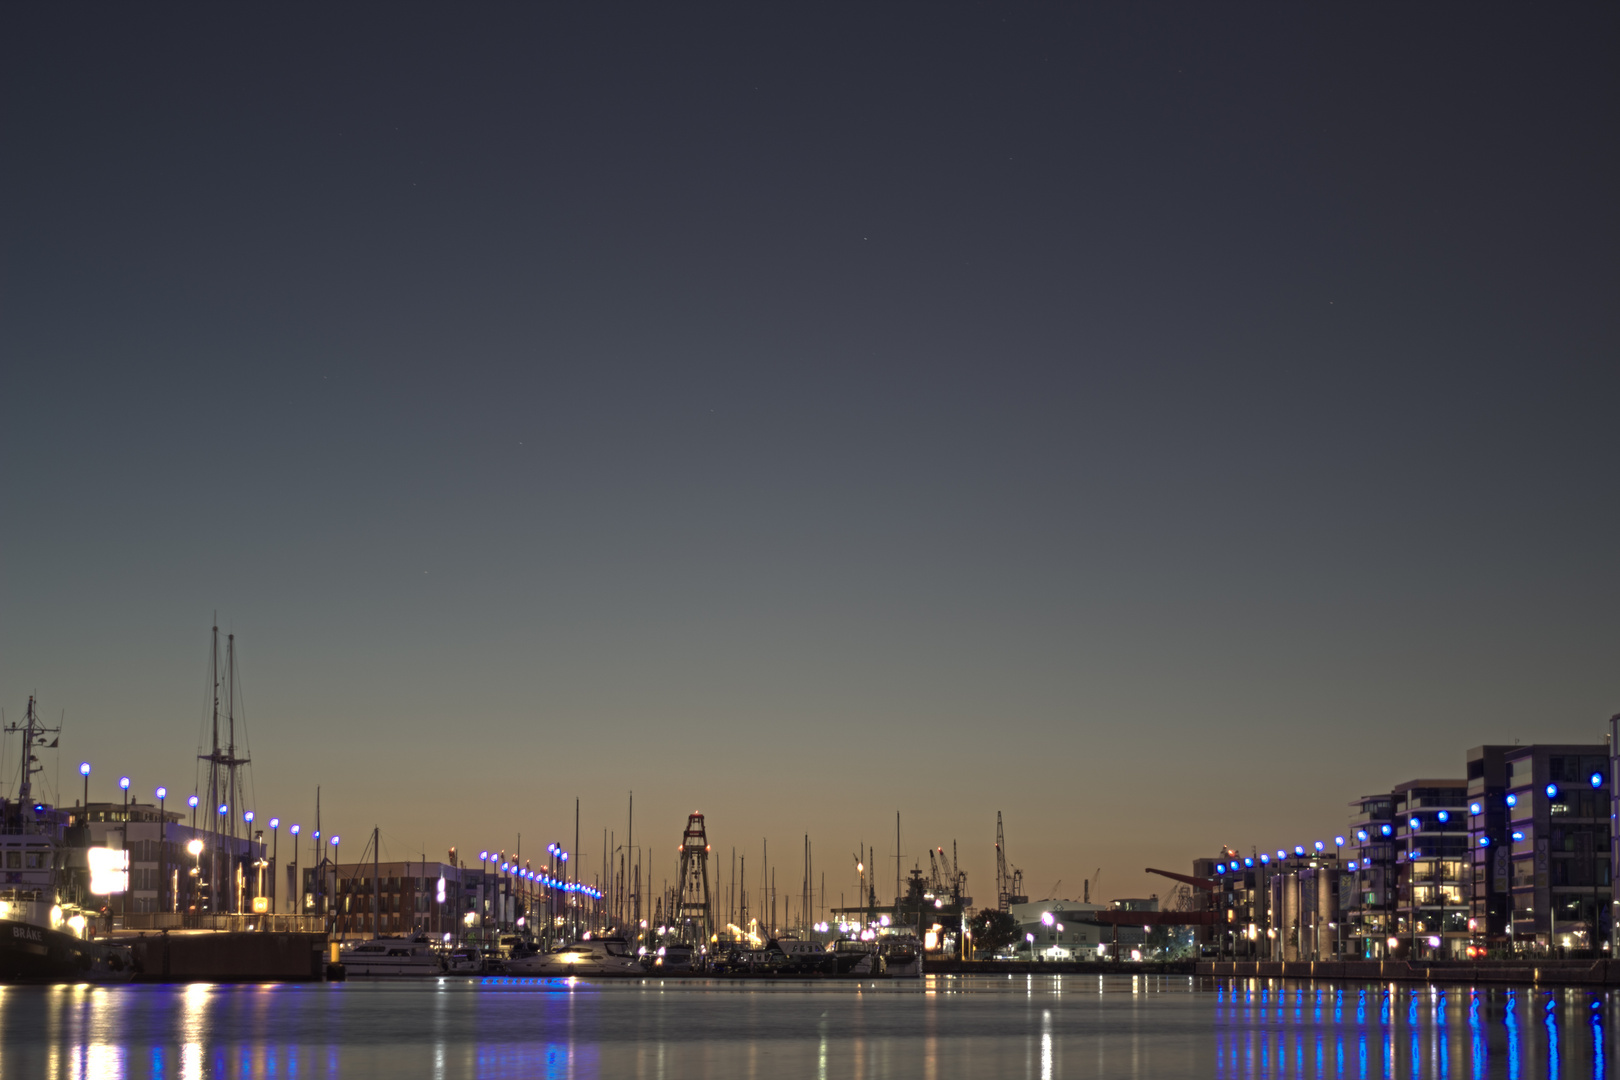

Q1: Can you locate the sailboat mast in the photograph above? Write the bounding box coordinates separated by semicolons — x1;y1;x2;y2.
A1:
227;632;237;857
208;625;221;908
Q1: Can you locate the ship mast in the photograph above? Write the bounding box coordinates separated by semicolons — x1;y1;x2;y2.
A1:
7;695;60;812
199;625;251;912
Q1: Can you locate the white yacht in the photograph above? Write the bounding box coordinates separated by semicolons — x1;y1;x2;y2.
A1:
504;937;642;977
339;936;444;977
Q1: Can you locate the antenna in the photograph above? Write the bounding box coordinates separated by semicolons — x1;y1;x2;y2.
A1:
5;695;60;809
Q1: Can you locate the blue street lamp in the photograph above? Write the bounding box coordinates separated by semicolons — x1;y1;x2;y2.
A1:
155;787;169;911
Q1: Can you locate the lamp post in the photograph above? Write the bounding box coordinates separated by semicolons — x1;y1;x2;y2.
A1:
268;819;280;918
187;838;204;913
243;811;255;914
1333;836;1345;959
253;830;267;917
79;762;91;813
216;804;229;913
479;851;489;941
1407;814;1422;959
312;830;321;920
156;788;168;913
187;796;200;909
115;777;129;919
329;836;341;938
289;825;300;915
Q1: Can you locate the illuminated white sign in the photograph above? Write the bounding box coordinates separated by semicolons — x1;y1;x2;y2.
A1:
87;848;129;894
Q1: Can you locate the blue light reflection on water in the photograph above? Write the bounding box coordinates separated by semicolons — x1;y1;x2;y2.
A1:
0;976;1611;1079
1205;979;1606;1080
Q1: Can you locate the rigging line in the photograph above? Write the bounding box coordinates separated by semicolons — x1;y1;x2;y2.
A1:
232;641;256;813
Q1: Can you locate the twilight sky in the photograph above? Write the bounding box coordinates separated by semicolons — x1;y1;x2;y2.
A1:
3;5;1617;909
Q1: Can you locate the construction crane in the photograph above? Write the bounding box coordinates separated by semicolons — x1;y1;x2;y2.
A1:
951;841;969;904
995;812;1027;910
927;848;946;894
1084;867;1101;905
995;813;1010;911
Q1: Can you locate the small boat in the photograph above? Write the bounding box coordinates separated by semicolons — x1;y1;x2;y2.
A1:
769;937;835;974
647;943;699;973
339;936;444;977
879;933;923;977
444;946;486;974
829;938;880;975
504;936;642;977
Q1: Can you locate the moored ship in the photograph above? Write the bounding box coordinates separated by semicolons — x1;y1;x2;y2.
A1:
1;697;134;983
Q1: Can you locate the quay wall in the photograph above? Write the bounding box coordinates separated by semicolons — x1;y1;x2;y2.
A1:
1196;959;1620;987
930;960;1196;976
128;932;328;982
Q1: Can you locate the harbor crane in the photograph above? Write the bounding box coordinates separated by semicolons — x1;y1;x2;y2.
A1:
995;812;1028;910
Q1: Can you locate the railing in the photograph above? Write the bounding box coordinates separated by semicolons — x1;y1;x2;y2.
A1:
119;912;326;933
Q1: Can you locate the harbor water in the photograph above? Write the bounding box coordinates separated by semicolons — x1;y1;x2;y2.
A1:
0;975;1609;1078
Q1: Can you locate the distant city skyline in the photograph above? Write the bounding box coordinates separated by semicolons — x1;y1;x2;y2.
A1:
3;5;1616;904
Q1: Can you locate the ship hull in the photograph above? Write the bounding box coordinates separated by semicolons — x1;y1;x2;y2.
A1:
0;919;135;984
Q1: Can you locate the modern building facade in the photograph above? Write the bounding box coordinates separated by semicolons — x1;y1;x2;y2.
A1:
1465;746;1513;946
1612;716;1620;956
1343;791;1395;958
1197;726;1617;961
1480;744;1611;953
1392;779;1469;959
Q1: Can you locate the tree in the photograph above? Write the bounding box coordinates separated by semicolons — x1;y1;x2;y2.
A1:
968;909;1020;957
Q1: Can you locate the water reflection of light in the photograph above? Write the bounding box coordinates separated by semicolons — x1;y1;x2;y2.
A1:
1469;990;1484;1079
1545;996;1558;1080
181;983;210;1080
84;1042;125;1080
1040;1008;1052;1080
1593;997;1605;1080
1505;989;1519;1080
